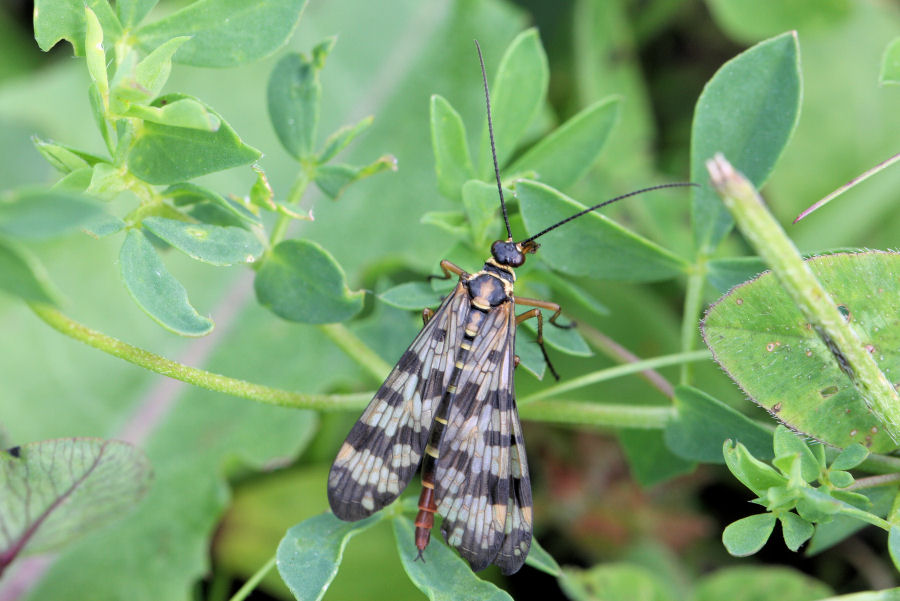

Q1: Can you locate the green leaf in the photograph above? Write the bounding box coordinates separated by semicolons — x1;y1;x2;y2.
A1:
694;566;832;601
830;443;869;471
378;282;442;311
515;334;547;380
116;0;159;27
508;97;619;191
0;238;60;304
461;180;500;249
690;32;801;254
124;98;222;130
0;439;150;563
86;162;129;200
773;426;820;483
722;513;776;556
32;137;106;174
520;309;592;357
780;512;814;551
880;37;900;85
267;40;334;160
314;156;397;200
618;429;696;487
479;29;549;174
141;217;264;266
421;211;468;238
134;0;309;68
707;256;767;293
701;252;900;453
528;270;609;316
254;239;364;324
723;440;787;496
33;0;122;56
276;513;380;601
559;563;678;601
83;7;108;106
796;488;843;522
249;164;276;211
0;189;109;240
127;94;260;184
706;0;851;44
516;179;688;281
890;526;900;572
807;487;895;554
110;37;192;111
828;470;854;489
119;229;214;336
430;95;475;200
664;385;773;463
318;115;374;164
524;538;561;577
392;516;513;601
163;182;261;226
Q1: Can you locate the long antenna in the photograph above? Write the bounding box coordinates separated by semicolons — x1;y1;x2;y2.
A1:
474;40;512;241
521;182;698;243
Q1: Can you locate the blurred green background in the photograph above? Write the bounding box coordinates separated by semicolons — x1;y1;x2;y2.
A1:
1;0;899;599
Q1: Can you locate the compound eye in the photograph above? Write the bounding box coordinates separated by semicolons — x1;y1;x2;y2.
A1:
491;240;524;266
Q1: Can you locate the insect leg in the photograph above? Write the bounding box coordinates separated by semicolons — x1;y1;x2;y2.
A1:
516;307;560;381
427;260;466;283
515;296;576;329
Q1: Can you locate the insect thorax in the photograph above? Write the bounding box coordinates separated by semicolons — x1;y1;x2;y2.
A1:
466;265;514;309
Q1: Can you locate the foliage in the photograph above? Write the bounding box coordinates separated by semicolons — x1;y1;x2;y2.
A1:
1;0;900;600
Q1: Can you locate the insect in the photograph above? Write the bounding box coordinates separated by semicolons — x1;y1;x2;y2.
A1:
327;40;692;574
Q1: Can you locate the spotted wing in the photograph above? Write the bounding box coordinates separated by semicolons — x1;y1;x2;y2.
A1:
434;301;532;573
328;282;470;521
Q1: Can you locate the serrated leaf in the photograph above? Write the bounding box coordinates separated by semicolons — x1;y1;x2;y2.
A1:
0;438;150;567
0;238;61;304
780;512;814;551
701;252;899;452
723;440;786;496
392;516;513;601
378;282;442;311
831;443;869;471
516;179;688;281
508;96;619;191
478;29;548;174
0;189;109;240
276;513;379;601
314;156;397;200
254;239;364;324
773;426;820;483
134;0;309;68
142;217;264;266
691;32;801;253
430;95;475;200
120;229;214;336
664;386;772;463
33;0;122;56
723;513;776;556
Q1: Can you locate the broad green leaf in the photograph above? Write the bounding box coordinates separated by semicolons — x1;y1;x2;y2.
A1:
780;512;814;551
32;137;105;174
430;95;475;200
0;439;150;564
722;513;776;556
116;0;159;27
521;309;592;357
461;180;500;249
0;189;109;240
664;386;772;463
701;252;899;452
690;32;801;254
123;98;221;130
694;566;832;601
267;40;334;159
705;0;851;44
142;217;264;266
276;513;379;601
881;38;900;85
516;180;688;281
723;440;786;496
314;156;397;200
508;97;619;191
618;429;696;487
524;538;560;577
33;0;122;55
0;238;60;304
479;29;549;174
707;256;767;293
134;0;309;68
378;282;442;311
109;37;190;111
528;270;609;316
163;182;261;226
828;470;854;488
392;516;513;601
559;563;677;601
254;239;364;324
773;426;820;483
318;115;375;164
120;229;214;336
830;444;868;471
127;94;260;184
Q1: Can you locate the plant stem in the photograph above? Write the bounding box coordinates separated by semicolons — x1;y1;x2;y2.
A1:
29;303;371;412
228;555;276;601
846;473;900;491
520;349;709;404
707;154;900;442
519;400;674;429
680;260;707;385
318;323;392;382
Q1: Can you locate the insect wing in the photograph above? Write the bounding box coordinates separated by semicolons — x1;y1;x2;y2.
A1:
328;283;471;521
494;402;533;574
434;302;531;573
